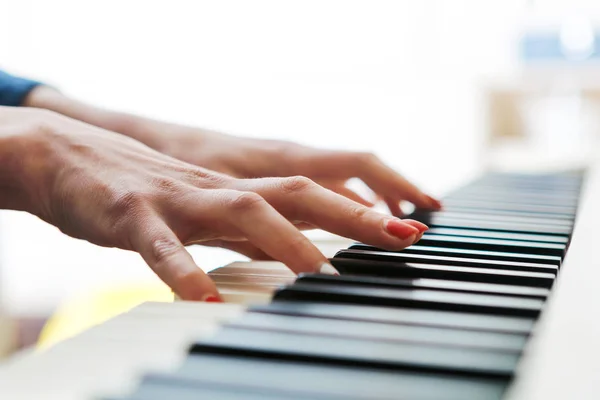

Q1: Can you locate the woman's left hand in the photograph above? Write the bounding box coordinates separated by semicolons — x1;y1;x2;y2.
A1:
159;127;442;216
24;87;442;215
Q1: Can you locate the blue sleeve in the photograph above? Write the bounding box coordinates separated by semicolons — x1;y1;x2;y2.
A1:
0;70;42;107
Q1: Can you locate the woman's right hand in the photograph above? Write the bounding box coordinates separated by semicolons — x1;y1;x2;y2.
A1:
0;107;428;301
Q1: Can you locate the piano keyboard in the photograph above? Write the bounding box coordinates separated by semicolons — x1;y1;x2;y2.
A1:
1;169;597;400
111;171;582;400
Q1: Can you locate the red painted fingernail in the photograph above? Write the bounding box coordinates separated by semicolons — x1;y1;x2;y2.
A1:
385;219;420;240
413;232;424;244
402;219;429;233
203;295;222;303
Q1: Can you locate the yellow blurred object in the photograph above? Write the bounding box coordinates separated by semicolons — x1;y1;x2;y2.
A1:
37;283;174;350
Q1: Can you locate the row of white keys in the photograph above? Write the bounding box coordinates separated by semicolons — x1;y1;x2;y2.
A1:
0;302;244;400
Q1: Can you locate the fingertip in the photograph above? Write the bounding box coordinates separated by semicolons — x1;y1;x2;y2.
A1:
413;231;424;244
384;218;420;240
201;294;224;303
384;197;403;217
319;262;340;275
173;269;221;302
425;194;443;210
402;219;429;233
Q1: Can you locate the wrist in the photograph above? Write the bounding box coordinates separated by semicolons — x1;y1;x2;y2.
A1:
0;111;48;212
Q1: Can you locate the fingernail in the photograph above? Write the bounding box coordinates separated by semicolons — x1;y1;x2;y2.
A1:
385;218;420;240
426;195;443;210
201;294;223;303
413;232;424;244
402;219;429;233
319;262;340;276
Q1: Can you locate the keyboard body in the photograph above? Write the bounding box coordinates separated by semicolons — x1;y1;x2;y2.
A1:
0;167;598;400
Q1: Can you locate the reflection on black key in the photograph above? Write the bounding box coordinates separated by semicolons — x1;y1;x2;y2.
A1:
440;199;577;216
438;206;574;220
227;312;528;352
330;258;555;288
424;228;569;244
296;274;550;299
446;191;579;207
335;249;558;275
414;216;572;236
191;327;519;378
376;234;567;257
349;244;561;266
274;282;543;317
428;211;573;227
133;374;353;400
179;354;509;400
251;301;536;334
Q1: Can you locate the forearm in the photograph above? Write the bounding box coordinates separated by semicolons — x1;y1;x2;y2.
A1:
22;86;227;157
20;85;237;172
22;86;167;148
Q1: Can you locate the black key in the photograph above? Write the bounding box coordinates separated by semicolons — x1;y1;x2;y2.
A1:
274;282;543;317
470;177;582;191
330;258;555;288
448;189;580;206
228;312;528;352
349;244;561;266
252;301;536;334
335;249;558;275
296;273;550;299
439;205;574;220
412;215;572;236
424;227;569;244
470;180;581;192
191;327;519;378
440;199;577;216
457;172;582;187
178;354;508;400
422;211;573;228
133;374;352;400
385;234;568;257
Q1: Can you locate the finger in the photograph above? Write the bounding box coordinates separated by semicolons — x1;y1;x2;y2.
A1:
129;214;220;301
319;152;442;210
354;154;441;209
294;222;317;231
403;219;429;233
201;239;274;260
384;195;403;217
219;190;336;275
241;177;421;251
413;231;424;244
327;183;375;207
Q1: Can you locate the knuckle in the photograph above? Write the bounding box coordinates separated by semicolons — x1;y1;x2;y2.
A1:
108;190;148;221
356;151;379;164
347;204;370;220
227;191;265;211
106;190;154;248
280;176;315;194
149;237;182;265
283;233;312;254
149;176;183;195
182;167;231;189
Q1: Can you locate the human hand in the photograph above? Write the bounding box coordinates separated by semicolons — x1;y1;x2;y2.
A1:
0;107;428;301
158;128;443;216
22;87;441;216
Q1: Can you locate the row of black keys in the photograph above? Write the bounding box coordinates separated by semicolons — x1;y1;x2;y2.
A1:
106;172;583;400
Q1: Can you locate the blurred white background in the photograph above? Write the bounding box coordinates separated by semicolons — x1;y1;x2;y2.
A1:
0;0;599;318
